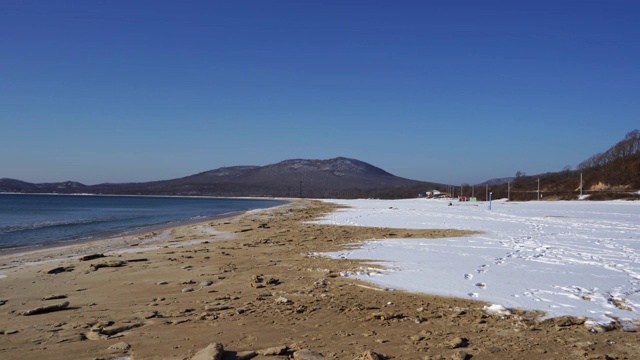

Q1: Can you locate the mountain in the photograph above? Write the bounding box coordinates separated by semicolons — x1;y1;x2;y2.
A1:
1;157;440;199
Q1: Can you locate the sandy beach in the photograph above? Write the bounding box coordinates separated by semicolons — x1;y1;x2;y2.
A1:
1;199;639;360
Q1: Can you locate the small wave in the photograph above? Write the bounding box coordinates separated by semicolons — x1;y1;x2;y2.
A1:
0;217;117;234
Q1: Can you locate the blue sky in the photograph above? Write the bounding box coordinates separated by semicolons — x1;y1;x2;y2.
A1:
1;1;638;185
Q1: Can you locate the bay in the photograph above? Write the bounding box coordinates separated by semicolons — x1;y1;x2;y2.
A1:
0;194;285;251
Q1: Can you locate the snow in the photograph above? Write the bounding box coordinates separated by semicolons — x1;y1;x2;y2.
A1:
315;198;640;326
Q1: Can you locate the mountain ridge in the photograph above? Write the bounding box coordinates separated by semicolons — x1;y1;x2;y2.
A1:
0;157;439;199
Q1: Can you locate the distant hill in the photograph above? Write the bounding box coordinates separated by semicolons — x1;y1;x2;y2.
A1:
483;130;640;201
477;177;515;186
0;157;442;199
4;132;639;201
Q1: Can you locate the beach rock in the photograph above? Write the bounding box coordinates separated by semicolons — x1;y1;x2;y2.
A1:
235;350;258;360
204;305;232;312
108;341;131;351
42;294;68;300
199;281;213;287
451;350;471;360
293;349;326;359
0;299;7;306
355;350;386;360
447;337;468;349
100;322;144;336
259;345;288;356
182;287;195;293
542;315;585;328
20;301;70;316
191;342;224;360
368;311;403;321
275;296;291;304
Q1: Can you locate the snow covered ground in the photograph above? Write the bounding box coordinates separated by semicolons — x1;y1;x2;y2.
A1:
315;198;640;326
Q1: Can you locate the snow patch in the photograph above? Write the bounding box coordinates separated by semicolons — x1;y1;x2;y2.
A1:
316;198;640;325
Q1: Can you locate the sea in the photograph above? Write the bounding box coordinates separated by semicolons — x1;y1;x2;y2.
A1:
0;194;285;251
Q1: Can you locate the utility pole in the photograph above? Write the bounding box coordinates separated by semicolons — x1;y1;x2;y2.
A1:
537;178;540;200
580;173;583;197
507;182;510;201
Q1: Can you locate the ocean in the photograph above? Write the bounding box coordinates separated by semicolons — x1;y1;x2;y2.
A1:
0;194;285;251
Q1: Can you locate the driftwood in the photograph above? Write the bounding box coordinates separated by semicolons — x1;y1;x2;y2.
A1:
20;301;70;316
90;260;126;271
47;266;74;274
42;294;68;301
126;258;148;263
79;253;105;261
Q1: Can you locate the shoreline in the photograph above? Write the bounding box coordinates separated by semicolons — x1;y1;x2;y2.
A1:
0;194;289;257
0;210;245;257
0;200;292;267
1;199;638;359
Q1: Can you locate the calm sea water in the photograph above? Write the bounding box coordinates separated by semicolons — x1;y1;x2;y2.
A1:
0;194;285;251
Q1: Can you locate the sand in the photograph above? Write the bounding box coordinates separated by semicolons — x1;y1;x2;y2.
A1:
0;199;638;360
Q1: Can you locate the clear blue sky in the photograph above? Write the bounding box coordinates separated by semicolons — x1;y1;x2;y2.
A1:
1;1;638;185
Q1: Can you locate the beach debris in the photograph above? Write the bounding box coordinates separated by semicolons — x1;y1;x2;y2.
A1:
87;322;144;340
0;299;7;306
90;260;126;271
108;341;132;351
292;349;326;360
235;350;258;360
190;342;224;360
451;350;472;360
42;294;68;300
19;301;70;316
541;315;586;328
199;280;213;287
367;311;404;321
266;276;280;285
47;266;74;274
79;253;106;261
355;350;387;360
126;258;148;263
447;337;469;349
204;304;233;312
182;287;195;293
275;296;292;304
259;345;289;356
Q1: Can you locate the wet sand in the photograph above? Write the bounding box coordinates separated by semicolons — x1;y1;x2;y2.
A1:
0;199;638;359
